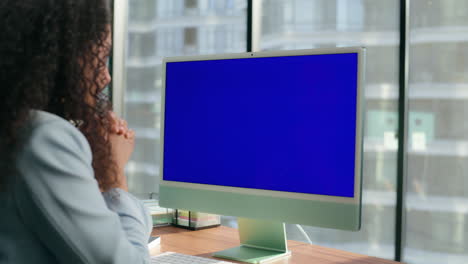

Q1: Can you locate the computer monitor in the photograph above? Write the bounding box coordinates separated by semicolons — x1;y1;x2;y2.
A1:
159;47;365;263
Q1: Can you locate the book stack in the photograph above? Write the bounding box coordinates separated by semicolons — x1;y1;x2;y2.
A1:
173;210;221;230
142;199;174;226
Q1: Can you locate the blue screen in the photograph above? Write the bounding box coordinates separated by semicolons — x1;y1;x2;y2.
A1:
163;53;358;198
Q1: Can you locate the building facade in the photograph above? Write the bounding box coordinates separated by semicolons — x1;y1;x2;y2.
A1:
122;1;468;263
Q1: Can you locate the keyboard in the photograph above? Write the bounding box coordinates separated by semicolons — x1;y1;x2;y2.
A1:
151;252;235;264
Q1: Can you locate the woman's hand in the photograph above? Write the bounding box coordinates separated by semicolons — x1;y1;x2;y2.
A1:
109;112;134;139
108;112;135;191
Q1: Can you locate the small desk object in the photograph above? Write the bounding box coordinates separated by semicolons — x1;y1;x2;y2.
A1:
151;226;401;264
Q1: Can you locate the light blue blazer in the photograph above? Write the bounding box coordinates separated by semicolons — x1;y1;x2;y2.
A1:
0;111;152;263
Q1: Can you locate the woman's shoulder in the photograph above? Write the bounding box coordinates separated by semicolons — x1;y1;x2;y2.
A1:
29;110;74;128
24;110;92;159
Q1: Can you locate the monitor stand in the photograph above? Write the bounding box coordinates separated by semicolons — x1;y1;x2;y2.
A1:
213;217;291;263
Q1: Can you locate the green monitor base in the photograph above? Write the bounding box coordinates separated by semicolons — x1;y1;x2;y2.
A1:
213;218;291;263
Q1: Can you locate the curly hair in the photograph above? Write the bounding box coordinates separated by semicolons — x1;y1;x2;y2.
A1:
0;0;117;191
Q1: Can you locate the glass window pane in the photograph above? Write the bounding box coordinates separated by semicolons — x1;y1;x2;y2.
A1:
259;0;399;259
406;0;468;263
124;0;247;198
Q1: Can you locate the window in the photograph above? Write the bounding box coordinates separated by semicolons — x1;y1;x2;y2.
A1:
115;1;468;262
124;0;247;198
405;0;468;263
259;0;399;259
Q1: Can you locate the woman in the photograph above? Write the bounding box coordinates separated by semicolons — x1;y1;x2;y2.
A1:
0;1;152;263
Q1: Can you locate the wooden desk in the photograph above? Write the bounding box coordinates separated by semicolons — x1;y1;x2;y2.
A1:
151;226;401;264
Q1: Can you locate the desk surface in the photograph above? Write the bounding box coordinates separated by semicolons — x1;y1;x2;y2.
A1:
151;226;401;264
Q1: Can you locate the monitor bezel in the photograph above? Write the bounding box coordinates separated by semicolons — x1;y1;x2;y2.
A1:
159;47;365;205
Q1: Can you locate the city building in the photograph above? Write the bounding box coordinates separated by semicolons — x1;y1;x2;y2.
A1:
121;1;468;263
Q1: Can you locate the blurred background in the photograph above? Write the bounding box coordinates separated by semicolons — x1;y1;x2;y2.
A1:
116;1;468;263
